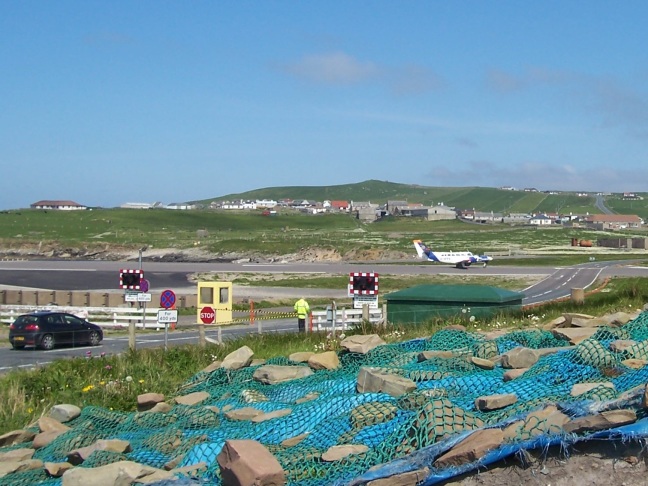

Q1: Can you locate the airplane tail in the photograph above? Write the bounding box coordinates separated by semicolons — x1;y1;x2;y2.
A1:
413;239;430;260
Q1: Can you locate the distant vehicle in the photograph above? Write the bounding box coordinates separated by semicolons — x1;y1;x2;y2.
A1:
413;239;493;269
8;311;103;350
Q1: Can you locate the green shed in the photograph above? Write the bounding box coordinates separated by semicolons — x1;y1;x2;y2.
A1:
384;284;524;325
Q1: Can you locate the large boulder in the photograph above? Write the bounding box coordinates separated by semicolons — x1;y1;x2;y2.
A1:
340;334;386;354
357;367;416;397
253;365;314;385
217;439;286;486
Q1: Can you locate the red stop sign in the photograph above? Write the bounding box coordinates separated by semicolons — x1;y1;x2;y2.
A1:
200;306;215;324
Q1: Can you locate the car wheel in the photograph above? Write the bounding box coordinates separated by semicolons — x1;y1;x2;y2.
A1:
40;334;55;350
11;344;25;350
88;331;101;346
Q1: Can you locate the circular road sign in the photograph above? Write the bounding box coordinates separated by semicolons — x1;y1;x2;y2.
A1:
200;306;215;324
140;278;150;293
160;289;176;309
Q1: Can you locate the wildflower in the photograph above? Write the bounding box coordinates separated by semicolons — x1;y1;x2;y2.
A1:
27;408;33;414
99;381;105;386
82;385;94;393
105;365;112;370
85;351;92;358
139;379;145;384
125;376;133;383
100;352;106;358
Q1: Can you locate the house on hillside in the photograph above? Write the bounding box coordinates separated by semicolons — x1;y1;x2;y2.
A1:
329;200;350;212
166;202;196;210
529;214;554;225
120;202;163;209
31;200;87;210
583;214;644;230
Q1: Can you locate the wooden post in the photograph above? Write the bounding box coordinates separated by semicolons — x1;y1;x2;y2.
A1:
382;303;388;329
571;288;585;304
129;321;136;351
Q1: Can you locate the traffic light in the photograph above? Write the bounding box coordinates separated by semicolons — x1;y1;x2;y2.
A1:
120;269;143;289
349;272;378;295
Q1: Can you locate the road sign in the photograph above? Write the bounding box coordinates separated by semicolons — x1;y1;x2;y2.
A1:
140;278;150;293
124;292;138;302
160;289;176;309
137;293;152;302
200;306;215;324
353;294;379;309
157;309;178;323
120;269;143;289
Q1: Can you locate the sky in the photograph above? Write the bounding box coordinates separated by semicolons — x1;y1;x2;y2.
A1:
2;1;648;209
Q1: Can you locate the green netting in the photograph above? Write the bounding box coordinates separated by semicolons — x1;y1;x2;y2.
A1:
4;312;648;485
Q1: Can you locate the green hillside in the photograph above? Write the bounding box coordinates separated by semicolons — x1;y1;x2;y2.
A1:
604;193;648;220
197;180;604;215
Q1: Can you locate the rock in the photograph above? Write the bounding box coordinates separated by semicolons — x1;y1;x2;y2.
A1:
148;402;173;413
217;439;286;486
340;334;386;354
33;430;68;449
175;391;210;406
321;444;369;462
570;382;615;397
0;429;35;447
475;393;518;411
551;327;598;345
366;467;430;486
240;389;269;403
434;428;504;468
44;461;74;477
418;350;455;361
281;433;309;447
470;357;495;370
542;315;570;330
224;407;263;421
563;410;637;434
48;404;81;423
0;448;35;462
67;439;132;465
201;360;222;373
0;459;43;477
253;365;314;385
502;368;529;381
622;358;648;369
221;345;254;370
308;351;340;370
535;346;572;357
500;347;538;369
61;460;168;486
38;416;70;433
170;462;208;477
138;392;166;411
610;340;638;353
502;405;569;442
357;367;417;397
251;408;292;423
288;351;314;363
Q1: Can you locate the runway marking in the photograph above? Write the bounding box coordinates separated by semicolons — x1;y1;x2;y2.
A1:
0;267;97;272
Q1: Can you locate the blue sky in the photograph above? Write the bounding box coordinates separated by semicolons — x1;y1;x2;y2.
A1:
2;1;648;209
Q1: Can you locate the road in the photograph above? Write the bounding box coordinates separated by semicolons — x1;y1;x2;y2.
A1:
1;259;647;371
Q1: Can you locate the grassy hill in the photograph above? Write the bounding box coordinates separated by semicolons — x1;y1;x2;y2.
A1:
195;180;614;215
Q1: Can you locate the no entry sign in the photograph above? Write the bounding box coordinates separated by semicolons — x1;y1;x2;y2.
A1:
200;306;215;324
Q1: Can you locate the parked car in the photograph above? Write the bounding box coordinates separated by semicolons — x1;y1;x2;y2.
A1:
8;311;103;350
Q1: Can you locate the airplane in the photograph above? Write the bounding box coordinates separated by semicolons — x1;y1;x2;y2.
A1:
413;239;493;269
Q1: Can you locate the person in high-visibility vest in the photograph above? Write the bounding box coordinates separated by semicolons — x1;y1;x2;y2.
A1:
293;297;310;333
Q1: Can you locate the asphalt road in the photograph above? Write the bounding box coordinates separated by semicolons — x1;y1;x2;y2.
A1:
1;259;647;372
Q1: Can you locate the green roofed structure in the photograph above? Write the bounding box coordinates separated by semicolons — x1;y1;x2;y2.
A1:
385;284;524;325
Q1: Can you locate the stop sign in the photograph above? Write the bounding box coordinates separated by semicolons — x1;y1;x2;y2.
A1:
200;306;215;324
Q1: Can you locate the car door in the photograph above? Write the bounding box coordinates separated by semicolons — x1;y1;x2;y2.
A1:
45;313;70;344
61;313;88;346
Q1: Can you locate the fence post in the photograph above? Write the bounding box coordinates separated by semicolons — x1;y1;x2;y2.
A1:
198;324;206;347
250;300;255;326
129;321;136;351
382;303;388;329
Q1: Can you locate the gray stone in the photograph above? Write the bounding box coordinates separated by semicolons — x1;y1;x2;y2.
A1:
475;393;518;411
321;444;369;462
563;410;637;434
137;392;166;411
340;334;386;354
500;347;538;369
253;365;314;385
175;391;210;406
48;404;81;423
221;345;254;370
357;367;417;397
308;351;340;370
434;428;504;468
0;429;35;447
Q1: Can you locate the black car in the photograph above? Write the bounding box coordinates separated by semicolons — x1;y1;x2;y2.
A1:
9;311;103;350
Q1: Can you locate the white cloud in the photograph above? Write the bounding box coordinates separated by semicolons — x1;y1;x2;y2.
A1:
280;52;380;85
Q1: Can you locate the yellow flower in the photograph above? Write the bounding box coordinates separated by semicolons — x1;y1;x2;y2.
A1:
99;381;105;386
138;379;145;384
82;385;94;393
27;408;33;414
